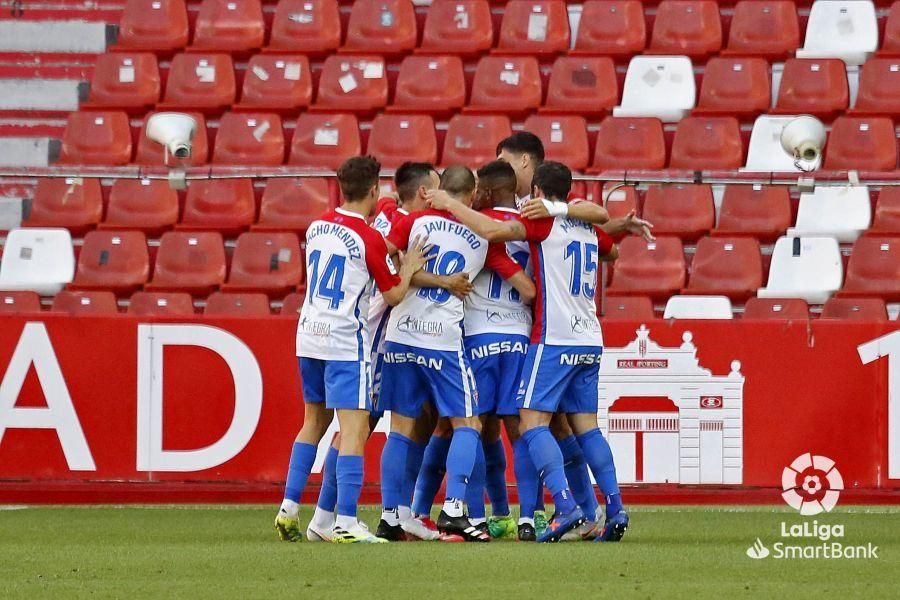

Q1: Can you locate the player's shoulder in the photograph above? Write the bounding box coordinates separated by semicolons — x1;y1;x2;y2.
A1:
408;208;458;224
481;207;520;222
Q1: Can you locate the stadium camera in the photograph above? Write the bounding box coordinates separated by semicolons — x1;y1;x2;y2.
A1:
779;115;826;172
146;112;197;162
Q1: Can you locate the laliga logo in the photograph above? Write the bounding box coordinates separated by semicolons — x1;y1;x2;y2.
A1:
781;453;843;516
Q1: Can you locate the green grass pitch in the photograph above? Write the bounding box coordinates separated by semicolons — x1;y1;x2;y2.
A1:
1;505;898;599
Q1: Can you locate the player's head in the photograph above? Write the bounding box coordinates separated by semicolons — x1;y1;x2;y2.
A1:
531;161;572;203
440;164;477;207
496;132;544;198
337;155;381;212
394;161;439;212
474;160;518;211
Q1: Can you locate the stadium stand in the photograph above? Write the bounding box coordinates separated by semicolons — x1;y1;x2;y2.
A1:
70;231;149;296
51;290;120;315
145;231;227;296
127;291;195;316
222;232;305;297
0;291;42;314
204;292;272;316
101;179;179;236
600;296;655;321
0;229;74;296
663;295;734;320
23;178;103;236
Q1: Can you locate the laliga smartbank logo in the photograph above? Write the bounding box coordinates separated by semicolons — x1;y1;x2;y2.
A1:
745;453;879;560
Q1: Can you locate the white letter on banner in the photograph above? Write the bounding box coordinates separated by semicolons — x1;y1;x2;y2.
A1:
137;324;263;472
0;322;95;470
859;331;900;480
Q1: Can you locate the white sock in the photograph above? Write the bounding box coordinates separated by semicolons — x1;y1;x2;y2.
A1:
469;517;486;526
442;498;464;518
381;508;400;526
518;517;535;526
279;499;299;518
335;514;357;530
398;506;412;523
311;506;334;528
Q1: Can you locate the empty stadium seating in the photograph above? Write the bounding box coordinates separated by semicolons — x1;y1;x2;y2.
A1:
51;290;119;315
773;58;849;120
315;55;388;114
694;57;771;119
0;229;74;295
117;0;189;53
601;184;638;219
254;178;334;234
647;1;722;60
853;58;900;116
641;185;715;242
757;236;844;304
788;186;872;243
523;115;590;171
468;57;543;116
102;179;179;236
146;231;227;295
542;56;618;117
343;0;417;57
496;0;570;57
268;0;341;55
823;117;897;171
223;232;305;297
160;54;236;113
205;292;272;316
663;295;734;320
280;292;304;317
614;56;696;122
601;295;655;321
796;0;877;66
743;297;810;320
71;231;149;295
684;237;763;302
85;53;160;112
191;0;265;53
237;55;313;112
442;115;511;167
136;112;209;166
419;0;493;56
59;112;132;165
573;0;646;58
24;178;103;236
606;237;686;301
212;113;286;165
840;236;900;301
0;291;42;314
178;179;256;235
127;291;195;315
872;188;900;234
590;117;666;171
289;113;361;169
367;114;438;168
724;0;799;60
821;297;888;321
713;185;791;243
669;116;744;170
391;56;466;116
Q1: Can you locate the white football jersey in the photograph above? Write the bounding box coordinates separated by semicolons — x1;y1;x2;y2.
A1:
385;209;521;351
296;207;400;361
464;207;533;338
368;198;408;355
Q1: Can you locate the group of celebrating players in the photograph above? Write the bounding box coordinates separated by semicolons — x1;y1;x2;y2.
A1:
274;132;654;544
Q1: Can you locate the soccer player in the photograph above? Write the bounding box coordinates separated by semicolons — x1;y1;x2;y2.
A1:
496;132;544;207
275;156;431;544
377;165;531;542
429;161;630;543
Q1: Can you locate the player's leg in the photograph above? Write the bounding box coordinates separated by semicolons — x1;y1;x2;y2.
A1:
461;338;498;532
480;413;513;535
307;434;339;541
465;416;488;531
397;406;440;540
552;412;601;540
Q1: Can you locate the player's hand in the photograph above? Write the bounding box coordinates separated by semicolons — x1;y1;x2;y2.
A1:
398;235;433;276
622;210;655;241
425;189;455;211
520;198;550;220
443;272;474;299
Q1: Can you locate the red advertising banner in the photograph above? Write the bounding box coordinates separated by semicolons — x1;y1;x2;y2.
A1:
0;315;898;502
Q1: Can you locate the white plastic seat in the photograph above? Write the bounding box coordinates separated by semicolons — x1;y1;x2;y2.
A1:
613;56;696;122
0;228;75;295
743;115;826;172
787;185;871;243
795;0;877;66
663;295;733;319
757;236;843;304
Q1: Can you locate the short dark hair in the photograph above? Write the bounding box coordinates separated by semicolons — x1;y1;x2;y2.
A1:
440;164;476;197
496;132;545;164
337;155;380;202
531;161;572;201
394;161;437;202
476;160;518;195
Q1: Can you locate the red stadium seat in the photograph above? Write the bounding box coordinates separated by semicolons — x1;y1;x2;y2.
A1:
314;55;388;114
607;236;686;301
694;57;770;119
824;117;897;171
102;179;179;236
191;0;265;53
882;2;900;56
367;114;438;169
23;178;103;236
0;291;41;313
288;113;361;170
872;188;900;234
160;53;236;113
467;57;542;116
590;117;666;171
419;0;493;57
237;55;312;112
601;184;638;219
648;0;722;60
58;112;132;165
222;232;304;297
71;231;150;295
117;0;188;53
601;296;655;320
684;237;763;301
841;236;900;301
743;297;809;320
441;115;512;167
713;185;791;243
391;56;466;116
774;58;849;120
85;53;160;113
146;231;226;295
343;0;417;57
135;112;209;166
268;0;341;55
573;0;646;58
724;0;800;60
204;292;271;316
178;179;256;236
254;178;334;234
51;291;119;315
496;0;570;56
542;56;617;117
642;184;715;243
523;115;590;171
213;112;285;165
821;297;888;321
853;58;900;116
669;116;744;170
280;292;304;317
127;291;195;315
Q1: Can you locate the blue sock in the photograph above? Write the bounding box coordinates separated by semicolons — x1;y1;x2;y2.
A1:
512;437;538;520
381;432;413;511
336;454;364;518
484;439;510;516
577;428;623;517
445;427;479;501
522;426;576;514
536;474;546;512
283;442;317;502
412;435;451;516
465;441;487;519
403;441;426;508
315;444;339;511
558;435;598;522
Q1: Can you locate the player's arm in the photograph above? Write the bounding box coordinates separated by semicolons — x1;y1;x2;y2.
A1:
380;236;431;307
520;198;609;225
412;271;474;299
596;228;619;262
485;243;535;304
426;190;527;242
601;210;655;242
506;270;536;304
